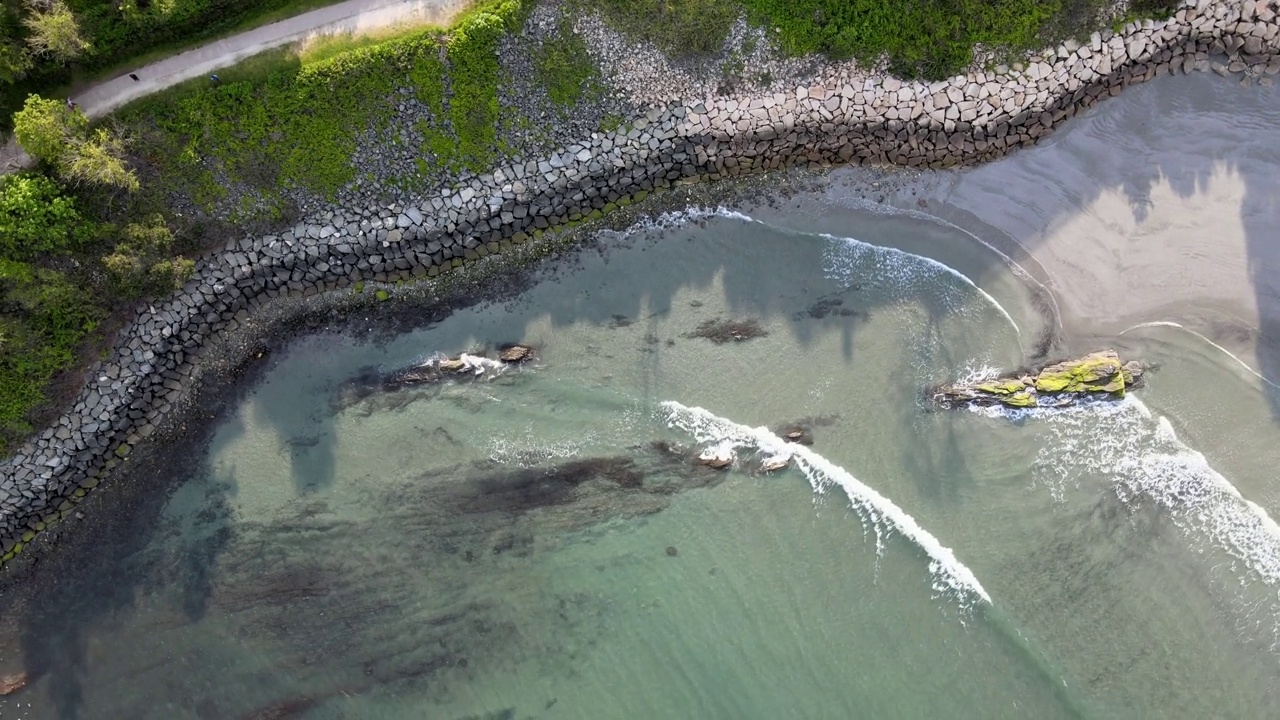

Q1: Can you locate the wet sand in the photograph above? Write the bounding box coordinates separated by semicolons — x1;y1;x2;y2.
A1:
867;72;1280;372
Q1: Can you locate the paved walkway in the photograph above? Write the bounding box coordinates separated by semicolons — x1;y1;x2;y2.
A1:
2;0;466;173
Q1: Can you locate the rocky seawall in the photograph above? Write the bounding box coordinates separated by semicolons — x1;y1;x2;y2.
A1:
1;0;1278;561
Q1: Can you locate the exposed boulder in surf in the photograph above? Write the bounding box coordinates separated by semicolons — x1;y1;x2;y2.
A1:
337;346;531;408
759;456;790;473
498;344;534;363
697;448;735;469
934;350;1146;409
0;673;27;696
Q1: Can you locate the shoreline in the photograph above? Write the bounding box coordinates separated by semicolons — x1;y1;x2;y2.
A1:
2;0;1279;561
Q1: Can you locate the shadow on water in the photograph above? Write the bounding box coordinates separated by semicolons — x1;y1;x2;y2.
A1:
914;71;1280;421
2;69;1277;718
0;394;242;719
0;376;732;720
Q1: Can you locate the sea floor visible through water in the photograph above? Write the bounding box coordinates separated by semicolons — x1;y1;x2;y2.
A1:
3;72;1280;720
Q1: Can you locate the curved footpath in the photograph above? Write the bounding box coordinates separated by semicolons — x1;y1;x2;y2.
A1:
0;0;467;172
2;0;1279;560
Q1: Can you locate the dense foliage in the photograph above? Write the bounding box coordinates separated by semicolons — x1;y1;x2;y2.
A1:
0;173;88;257
591;0;1180;78
1;0;334;131
0;255;100;445
124;0;530;211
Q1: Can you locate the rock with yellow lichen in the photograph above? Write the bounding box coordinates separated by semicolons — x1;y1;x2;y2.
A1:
933;350;1145;409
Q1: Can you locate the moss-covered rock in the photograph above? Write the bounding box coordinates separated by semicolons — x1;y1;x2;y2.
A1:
934;350;1145;410
1033;351;1125;394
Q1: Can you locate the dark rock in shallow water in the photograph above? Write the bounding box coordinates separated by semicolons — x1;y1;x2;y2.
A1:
666;545;678;557
497;344;533;363
933;349;1147;409
338;345;529;408
687;317;768;344
778;425;813;445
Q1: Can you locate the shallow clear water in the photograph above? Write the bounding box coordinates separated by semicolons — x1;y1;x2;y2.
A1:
3;202;1280;719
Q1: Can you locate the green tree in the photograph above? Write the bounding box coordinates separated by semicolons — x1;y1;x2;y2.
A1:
63;128;141;192
13;96;139;192
0;40;32;84
11;93;84;163
21;0;90;64
0;174;86;258
103;215;194;297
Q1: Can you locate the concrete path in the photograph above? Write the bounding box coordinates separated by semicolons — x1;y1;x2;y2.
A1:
2;0;467;173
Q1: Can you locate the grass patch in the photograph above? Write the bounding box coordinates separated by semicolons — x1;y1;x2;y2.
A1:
587;0;738;57
118;0;531;212
587;0;1180;79
0;258;102;454
533;20;601;108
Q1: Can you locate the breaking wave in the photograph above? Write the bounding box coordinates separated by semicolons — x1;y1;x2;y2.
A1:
661;400;992;609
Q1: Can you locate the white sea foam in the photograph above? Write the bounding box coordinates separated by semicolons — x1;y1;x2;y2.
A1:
973;397;1280;587
819;231;1020;336
832;193;1060;326
488;427;587;467
1120;320;1280;391
600;204;1019;338
661;400;992;607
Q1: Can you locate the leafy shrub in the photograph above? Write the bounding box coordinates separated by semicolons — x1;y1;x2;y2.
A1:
12;93;85;162
128;0;532;205
0;173;88;258
102;214;195;297
0;258;100;447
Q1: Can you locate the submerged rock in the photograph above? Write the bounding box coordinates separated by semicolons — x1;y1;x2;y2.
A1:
687;317;769;344
934;350;1146;410
342;344;532;405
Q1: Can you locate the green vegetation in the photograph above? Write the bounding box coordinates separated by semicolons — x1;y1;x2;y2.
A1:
122;0;531;205
0;173;88;257
102;214;195;296
589;0;1180;79
13;93;140;191
590;0;738;57
0;169;195;454
1;0;351;132
533;19;600;108
0;253;101;444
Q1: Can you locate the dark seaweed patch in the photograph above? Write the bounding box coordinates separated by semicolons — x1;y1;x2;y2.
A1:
687;317;769;344
793;295;867;321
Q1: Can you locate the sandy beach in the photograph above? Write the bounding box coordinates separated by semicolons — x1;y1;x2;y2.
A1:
873;71;1280;378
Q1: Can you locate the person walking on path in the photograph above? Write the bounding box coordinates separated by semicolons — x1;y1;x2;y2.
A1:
210;74;220;83
129;73;139;81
